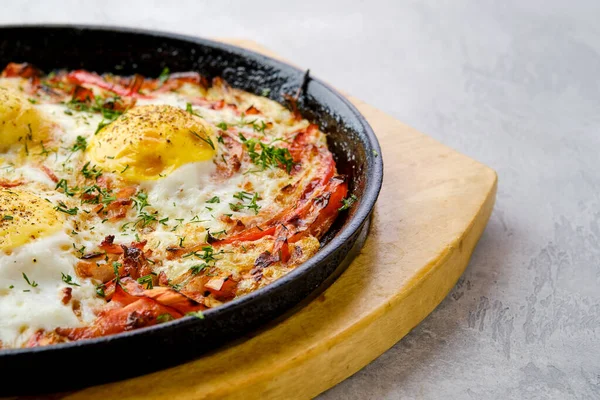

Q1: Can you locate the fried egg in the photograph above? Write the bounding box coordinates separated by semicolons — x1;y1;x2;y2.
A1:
89;105;216;181
0;86;49;151
0;189;62;251
0;230;101;347
0;190;101;347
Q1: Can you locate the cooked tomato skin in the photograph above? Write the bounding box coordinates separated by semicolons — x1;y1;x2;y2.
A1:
54;278;205;341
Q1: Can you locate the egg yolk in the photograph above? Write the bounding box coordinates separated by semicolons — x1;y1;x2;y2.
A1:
0;86;49;151
88;105;216;182
0;189;62;251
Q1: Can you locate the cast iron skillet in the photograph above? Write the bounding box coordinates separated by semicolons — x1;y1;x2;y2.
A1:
0;25;383;395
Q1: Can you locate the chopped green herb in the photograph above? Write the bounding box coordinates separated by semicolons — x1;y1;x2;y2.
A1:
132;191;150;211
112;261;124;290
187;311;205;319
183;245;223;266
22;272;38;288
189;215;208;224
137;274;155;289
95;284;106;298
71;135;87;153
189;264;209;275
38;141;52;157
72;243;86;256
206;196;220;204
239;133;295;173
229;192;261;214
158;67;170;84
229;202;243;212
81;184;116;205
55;179;77;196
156;313;174;323
159;217;169;226
252;120;268;134
216;122;228;131
3;215;13;221
135;211;158;228
233;191;252;201
61;272;80;286
54;201;78;215
190;130;215;149
339;194;358;211
186;102;201;117
81;162;103;180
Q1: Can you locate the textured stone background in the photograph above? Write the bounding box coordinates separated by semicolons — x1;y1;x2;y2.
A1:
2;1;599;399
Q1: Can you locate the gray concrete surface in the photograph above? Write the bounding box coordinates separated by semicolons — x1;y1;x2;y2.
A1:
2;1;599;399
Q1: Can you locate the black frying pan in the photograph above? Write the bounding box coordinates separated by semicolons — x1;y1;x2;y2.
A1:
0;25;383;396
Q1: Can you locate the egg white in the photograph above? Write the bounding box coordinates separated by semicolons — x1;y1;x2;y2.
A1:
0;231;102;347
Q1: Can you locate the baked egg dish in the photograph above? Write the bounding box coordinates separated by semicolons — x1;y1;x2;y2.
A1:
0;63;352;348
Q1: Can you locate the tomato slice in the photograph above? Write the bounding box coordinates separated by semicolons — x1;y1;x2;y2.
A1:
67;70;151;98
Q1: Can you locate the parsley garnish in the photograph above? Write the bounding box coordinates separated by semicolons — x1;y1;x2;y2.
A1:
252;120;268;134
132;191;150;211
113;261;125;289
81;162;103;180
61;272;80;286
135;212;158;228
54;201;78;215
190;264;209;275
239;133;295;173
65;135;87;160
158;67;170;84
216;122;228;131
137;274;155;289
72;243;86;256
206;196;220;204
187;311;205;319
3;215;13;221
95;284;106;297
95;106;123;135
71;135;87;152
80;185;115;205
22;272;38;288
186;102;201;118
229;192;261;215
55;179;77;197
183;245;223;266
339;194;358;211
157;313;174;323
190;130;215;149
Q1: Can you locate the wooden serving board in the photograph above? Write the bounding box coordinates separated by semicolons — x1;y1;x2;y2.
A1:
25;39;497;400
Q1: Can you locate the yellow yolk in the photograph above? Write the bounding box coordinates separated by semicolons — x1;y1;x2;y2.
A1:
88;104;216;181
0;86;49;151
0;189;62;251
